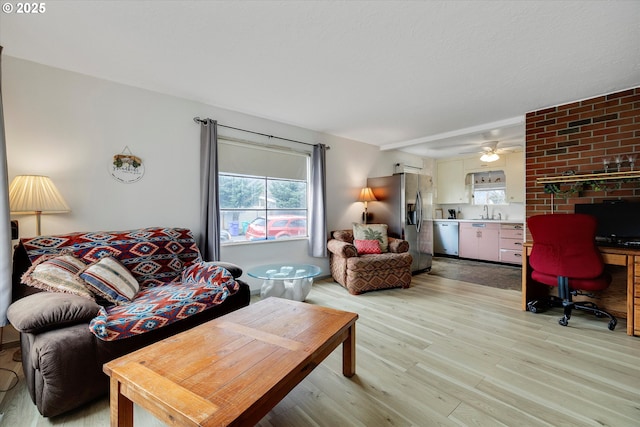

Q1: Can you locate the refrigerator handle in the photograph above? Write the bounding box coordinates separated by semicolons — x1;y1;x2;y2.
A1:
416;191;422;232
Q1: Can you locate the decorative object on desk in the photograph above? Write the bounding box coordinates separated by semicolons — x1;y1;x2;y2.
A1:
110;146;144;183
9;175;70;236
357;187;377;224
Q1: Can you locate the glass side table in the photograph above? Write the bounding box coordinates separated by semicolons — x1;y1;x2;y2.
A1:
247;264;322;301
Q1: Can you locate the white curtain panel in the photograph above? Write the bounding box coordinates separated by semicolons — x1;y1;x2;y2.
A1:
0;46;13;325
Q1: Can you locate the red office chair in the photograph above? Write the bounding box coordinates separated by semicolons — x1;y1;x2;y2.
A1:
527;213;617;330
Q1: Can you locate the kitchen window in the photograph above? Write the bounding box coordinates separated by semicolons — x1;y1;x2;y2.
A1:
470;171;507;205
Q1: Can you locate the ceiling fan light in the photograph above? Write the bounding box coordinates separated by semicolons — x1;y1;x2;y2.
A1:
480;152;500;162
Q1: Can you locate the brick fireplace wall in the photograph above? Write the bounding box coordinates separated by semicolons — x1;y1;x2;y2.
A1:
525;87;640;222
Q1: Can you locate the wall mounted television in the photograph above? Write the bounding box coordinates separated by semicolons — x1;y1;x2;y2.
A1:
574;201;640;245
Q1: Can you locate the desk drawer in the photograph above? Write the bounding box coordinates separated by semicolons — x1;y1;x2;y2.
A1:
600;253;628;266
501;249;523;264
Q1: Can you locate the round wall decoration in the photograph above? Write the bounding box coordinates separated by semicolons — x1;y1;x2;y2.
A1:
110;147;145;183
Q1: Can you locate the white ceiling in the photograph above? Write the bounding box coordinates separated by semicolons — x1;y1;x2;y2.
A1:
1;1;639;158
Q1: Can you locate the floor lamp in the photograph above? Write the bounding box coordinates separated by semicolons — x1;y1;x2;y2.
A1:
8;175;70;361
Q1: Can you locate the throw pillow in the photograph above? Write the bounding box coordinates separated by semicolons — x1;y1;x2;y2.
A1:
354;239;382;255
21;253;94;300
79;256;139;305
353;223;389;252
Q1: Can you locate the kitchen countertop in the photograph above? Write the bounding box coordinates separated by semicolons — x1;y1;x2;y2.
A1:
434;219;525;224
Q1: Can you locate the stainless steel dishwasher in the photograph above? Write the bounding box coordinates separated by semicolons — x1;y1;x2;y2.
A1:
433;221;459;256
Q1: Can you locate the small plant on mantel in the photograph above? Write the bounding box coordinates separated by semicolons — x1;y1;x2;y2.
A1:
543;179;631;198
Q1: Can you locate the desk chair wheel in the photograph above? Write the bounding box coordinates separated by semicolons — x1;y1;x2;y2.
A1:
559;316;569;326
527;300;544;313
608;319;617;331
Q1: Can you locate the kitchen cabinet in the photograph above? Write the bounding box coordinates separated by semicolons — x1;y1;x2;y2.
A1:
436;159;468;204
499;223;524;264
504;152;525;203
459;222;500;262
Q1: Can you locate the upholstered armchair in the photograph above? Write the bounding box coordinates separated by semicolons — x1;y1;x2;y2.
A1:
327;225;413;295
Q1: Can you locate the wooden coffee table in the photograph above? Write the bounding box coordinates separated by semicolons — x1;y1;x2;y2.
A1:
103;297;358;427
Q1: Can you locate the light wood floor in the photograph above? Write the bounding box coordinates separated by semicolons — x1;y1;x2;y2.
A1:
1;273;639;426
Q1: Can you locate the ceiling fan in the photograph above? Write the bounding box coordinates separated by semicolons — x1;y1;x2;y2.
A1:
461;141;522;162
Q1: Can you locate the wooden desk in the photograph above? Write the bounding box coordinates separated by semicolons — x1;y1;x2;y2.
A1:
522;242;640;336
104;298;358;427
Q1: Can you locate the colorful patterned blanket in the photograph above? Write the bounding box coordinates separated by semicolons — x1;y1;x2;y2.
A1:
89;264;238;340
21;227;239;341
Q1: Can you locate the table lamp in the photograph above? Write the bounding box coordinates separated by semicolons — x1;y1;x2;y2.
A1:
357;187;377;224
8;175;70;236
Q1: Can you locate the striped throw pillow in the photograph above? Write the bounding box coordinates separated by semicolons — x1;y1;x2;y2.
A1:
21;253;93;299
80;257;139;305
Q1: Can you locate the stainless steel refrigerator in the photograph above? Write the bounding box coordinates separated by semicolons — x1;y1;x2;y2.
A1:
367;173;433;273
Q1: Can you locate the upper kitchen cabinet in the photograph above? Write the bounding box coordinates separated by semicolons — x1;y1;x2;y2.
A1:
436;159;469;204
504;151;524;203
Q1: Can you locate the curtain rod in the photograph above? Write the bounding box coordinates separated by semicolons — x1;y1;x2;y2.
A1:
193;117;329;149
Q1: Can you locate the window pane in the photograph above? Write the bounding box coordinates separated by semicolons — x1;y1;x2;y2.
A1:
473;189;506;205
219;175;264;209
221;210;264;242
267;179;307;209
265;212;307;239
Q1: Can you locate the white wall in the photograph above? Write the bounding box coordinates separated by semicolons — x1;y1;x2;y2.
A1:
4;57;429;292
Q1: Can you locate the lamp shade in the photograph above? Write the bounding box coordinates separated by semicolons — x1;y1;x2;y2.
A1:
9;175;70;214
480;152;500;163
357;187;377;203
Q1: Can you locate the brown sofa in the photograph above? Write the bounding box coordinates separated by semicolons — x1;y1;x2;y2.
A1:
7;227;250;417
327;229;412;294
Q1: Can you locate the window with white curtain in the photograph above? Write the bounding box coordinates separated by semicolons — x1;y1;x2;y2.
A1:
218;139;310;244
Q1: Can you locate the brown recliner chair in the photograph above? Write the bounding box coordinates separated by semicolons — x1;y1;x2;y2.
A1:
327;228;412;295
